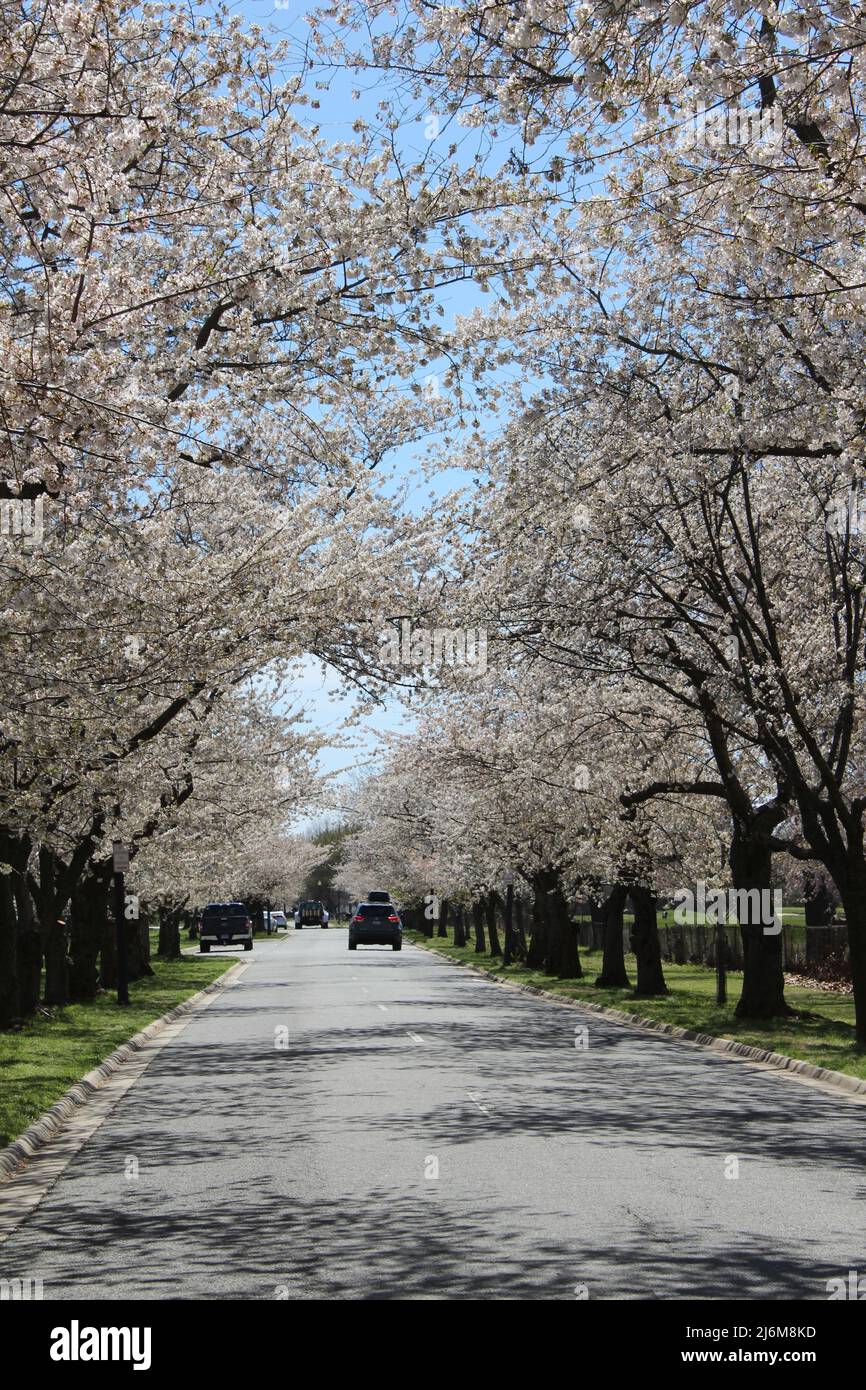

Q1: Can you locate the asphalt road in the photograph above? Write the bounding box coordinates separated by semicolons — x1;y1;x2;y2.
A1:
2;931;865;1300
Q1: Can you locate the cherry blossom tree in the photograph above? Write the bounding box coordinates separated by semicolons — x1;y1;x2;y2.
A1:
0;0;517;1020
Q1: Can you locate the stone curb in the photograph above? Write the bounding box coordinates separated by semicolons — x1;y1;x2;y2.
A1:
0;960;247;1183
411;939;866;1100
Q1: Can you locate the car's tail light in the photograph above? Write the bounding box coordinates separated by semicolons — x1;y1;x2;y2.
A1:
388;914;399;922
352;914;362;923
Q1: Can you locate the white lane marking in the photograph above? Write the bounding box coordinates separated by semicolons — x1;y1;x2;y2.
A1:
467;1091;491;1116
406;1031;424;1044
377;1004;388;1012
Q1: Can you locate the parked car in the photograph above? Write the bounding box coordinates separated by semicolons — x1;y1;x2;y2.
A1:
199;902;253;953
348;902;402;951
267;910;288;933
295;900;328;929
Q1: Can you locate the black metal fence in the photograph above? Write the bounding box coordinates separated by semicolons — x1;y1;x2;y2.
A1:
574;917;850;973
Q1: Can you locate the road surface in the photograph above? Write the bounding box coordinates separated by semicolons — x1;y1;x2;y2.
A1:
1;932;865;1299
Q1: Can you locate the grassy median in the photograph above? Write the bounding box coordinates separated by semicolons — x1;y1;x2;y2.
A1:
0;953;235;1149
407;931;865;1082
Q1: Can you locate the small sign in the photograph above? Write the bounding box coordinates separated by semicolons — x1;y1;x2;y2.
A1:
112;842;129;873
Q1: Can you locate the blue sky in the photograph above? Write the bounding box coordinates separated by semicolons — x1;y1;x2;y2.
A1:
226;1;496;827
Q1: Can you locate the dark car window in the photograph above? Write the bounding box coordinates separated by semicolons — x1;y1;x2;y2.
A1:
356;904;396;918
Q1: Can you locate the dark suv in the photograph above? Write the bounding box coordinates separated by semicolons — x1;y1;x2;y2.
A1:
349;902;402;951
199;902;253;953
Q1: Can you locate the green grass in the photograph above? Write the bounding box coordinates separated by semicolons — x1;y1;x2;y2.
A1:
0;953;235;1149
407;931;865;1081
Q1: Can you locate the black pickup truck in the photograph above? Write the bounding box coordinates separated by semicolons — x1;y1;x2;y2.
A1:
199;902;253;952
295;900;329;929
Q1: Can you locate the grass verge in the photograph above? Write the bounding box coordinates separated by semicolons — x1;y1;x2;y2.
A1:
408;931;865;1081
0;953;235;1149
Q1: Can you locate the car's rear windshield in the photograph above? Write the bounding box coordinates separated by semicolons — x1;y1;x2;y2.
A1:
356;904;395;917
203;904;247;917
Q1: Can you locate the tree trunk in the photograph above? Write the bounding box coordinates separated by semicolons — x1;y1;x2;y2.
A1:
792;820;866;1041
0;849;19;1028
453;904;467;948
514;894;528;961
127;912;154;980
11;847;40;1018
837;855;866;1047
157;906;181;961
472;898;486;953
528;870;555;969
556;916;582;978
69;872;109;1003
486;892;502;957
38;848;69;1007
731;818;791;1019
438;899;449;939
630;885;668;996
595;883;630;988
845;904;866;1048
542;875;570;976
502;883;515;966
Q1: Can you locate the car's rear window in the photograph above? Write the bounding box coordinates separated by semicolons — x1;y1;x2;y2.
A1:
203;904;247;918
357;904;394;917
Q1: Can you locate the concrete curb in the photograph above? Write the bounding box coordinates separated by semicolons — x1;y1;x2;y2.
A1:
0;960;247;1184
411;938;866;1101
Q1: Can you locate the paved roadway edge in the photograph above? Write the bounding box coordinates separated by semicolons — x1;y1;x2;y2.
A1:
0;959;250;1185
411;939;866;1104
